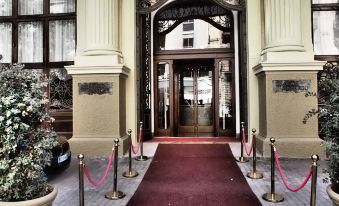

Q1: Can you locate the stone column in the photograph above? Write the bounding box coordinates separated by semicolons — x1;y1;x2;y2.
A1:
254;0;325;158
66;0;130;156
263;0;304;53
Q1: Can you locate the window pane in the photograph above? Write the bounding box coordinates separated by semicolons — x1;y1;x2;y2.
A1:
50;68;72;110
0;0;12;16
157;62;170;129
312;0;339;4
313;11;339;55
0;23;12;63
18;0;43;15
159;19;231;50
218;60;232;130
50;0;75;14
49;20;76;62
18;22;43;63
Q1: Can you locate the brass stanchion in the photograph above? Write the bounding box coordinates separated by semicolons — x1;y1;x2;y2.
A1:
78;154;85;206
310;154;319;206
247;128;263;179
105;139;126;200
135;121;148;161
236;122;249;163
262;138;284;202
122;129;139;178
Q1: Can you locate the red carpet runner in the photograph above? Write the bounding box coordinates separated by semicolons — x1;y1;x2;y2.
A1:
127;144;262;206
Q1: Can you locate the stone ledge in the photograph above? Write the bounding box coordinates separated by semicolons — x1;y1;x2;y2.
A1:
256;135;326;159
68;135;130;157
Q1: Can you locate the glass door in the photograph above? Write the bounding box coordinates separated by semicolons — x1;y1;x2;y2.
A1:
176;60;214;136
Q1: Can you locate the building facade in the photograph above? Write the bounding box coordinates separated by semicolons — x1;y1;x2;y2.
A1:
1;0;338;157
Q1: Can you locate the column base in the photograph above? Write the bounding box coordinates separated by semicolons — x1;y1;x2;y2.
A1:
257;135;325;158
68;135;130;157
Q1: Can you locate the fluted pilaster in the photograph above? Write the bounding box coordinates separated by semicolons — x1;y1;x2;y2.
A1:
263;0;304;53
84;0;120;56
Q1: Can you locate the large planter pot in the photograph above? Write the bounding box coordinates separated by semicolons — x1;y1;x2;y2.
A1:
327;184;339;206
0;186;57;206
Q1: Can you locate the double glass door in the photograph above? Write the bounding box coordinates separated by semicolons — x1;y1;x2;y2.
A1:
176;61;214;136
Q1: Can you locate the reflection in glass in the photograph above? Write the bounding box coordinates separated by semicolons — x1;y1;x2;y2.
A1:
218;60;232;130
313;11;339;55
50;68;72;110
180;69;194;126
18;22;43;63
18;0;43;15
0;23;12;63
50;0;75;13
197;68;213;126
0;0;12;16
49;20;76;62
158;19;231;50
157;62;170;129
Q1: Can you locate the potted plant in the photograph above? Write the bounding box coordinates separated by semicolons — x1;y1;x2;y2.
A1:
0;59;59;205
304;65;339;206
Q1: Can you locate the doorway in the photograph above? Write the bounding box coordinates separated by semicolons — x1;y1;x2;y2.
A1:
175;60;214;136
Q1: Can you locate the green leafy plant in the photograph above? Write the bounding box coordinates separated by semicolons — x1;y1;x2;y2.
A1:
304;69;339;193
0;62;58;201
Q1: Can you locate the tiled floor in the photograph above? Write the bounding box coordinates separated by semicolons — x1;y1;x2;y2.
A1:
51;142;332;206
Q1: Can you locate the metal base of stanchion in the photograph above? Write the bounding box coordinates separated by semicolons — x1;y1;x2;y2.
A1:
122;170;138;178
247;171;264;179
235;156;249;163
262;193;284;202
105;191;126;200
135;155;148;161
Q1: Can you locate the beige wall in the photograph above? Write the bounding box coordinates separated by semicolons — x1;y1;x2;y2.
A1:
121;0;138;143
246;0;262;135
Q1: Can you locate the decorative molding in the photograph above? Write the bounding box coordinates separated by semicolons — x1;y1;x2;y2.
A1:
253;62;326;75
65;65;130;76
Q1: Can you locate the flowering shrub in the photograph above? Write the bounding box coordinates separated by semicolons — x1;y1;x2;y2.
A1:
0;63;58;201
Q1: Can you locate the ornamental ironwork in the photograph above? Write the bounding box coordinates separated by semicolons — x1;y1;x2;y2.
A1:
50;69;72;110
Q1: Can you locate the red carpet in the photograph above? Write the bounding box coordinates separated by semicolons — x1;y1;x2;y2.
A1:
148;137;239;143
127;144;262;206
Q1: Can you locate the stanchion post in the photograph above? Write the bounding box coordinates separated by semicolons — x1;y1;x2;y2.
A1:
78;154;85;206
236;122;249;163
123;129;138;178
247;128;263;179
135;121;148;161
105;139;126;200
262;138;284;203
310;154;319;206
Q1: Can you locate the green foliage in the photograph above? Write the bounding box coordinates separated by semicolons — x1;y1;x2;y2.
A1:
304;77;339;186
0;63;58;201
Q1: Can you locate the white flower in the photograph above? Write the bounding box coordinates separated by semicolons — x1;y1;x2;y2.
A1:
13;124;19;129
6;111;11;117
6;120;12;126
0;116;4;122
17;103;25;107
21;111;28;117
10;108;20;114
26;106;33;112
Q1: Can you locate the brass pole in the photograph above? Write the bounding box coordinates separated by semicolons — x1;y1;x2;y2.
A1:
105;139;125;200
310;154;319;206
247;128;263;179
135;121;148;161
236;122;249;163
262;138;284;202
122;129;138;178
78;154;85;206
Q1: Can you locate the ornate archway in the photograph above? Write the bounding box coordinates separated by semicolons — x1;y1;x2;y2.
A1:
136;0;246;139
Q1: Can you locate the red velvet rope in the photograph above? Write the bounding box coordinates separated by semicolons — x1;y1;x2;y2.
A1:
241;128;253;156
131;127;142;155
83;149;115;188
274;148;313;192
